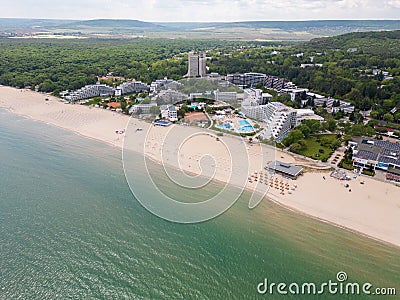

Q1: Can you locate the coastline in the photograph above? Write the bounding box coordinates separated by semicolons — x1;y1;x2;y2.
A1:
1;85;399;248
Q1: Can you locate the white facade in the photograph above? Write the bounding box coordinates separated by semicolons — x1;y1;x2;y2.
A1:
160;105;178;121
158;89;187;104
241;100;297;140
300;64;323;68
116;81;149;95
261;102;297;140
214;90;237;102
66;81;149;101
190;93;203;101
66;84;114;101
241;99;265;120
150;78;175;92
280;88;309;102
243;88;272;105
332;104;355;114
295;109;324;126
129;103;157;114
313;97;355;113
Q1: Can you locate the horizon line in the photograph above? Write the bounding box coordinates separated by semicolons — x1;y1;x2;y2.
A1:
1;17;400;23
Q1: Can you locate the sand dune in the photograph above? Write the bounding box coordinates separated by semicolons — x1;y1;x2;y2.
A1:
1;86;399;247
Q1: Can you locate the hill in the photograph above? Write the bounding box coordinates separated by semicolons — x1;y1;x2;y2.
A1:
302;30;400;57
62;19;163;29
2;19;400;41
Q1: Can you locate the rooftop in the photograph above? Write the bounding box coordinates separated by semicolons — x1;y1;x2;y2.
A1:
353;137;400;166
267;161;303;178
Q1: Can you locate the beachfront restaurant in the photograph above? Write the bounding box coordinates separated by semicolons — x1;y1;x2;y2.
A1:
266;161;303;180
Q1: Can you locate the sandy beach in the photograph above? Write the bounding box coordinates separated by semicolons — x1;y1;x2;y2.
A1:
1;85;399;247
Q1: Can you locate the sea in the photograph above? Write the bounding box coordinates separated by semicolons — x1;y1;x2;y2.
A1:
0;108;399;299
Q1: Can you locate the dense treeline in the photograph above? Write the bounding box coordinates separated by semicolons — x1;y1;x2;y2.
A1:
0;38;251;94
303;30;400;57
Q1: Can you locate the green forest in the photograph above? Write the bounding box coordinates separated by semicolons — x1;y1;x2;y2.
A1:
0;38;247;93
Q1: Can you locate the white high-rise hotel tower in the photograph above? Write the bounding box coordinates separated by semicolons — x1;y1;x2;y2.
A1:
187;52;207;77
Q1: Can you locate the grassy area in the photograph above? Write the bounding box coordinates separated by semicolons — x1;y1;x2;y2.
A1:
211;125;256;137
338;159;354;171
362;169;375;177
82;99;101;106
290;134;339;162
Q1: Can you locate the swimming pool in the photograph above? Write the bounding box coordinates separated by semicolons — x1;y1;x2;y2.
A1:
238;120;250;126
216;123;232;130
154;120;171;126
237;125;254;132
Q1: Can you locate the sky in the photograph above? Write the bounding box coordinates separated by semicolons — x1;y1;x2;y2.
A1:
1;0;400;22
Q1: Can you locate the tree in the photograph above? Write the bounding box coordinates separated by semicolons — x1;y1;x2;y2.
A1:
346;88;362;103
180;104;189;114
326;119;337;132
297;124;311;137
120;99;127;111
276;94;291;103
149;106;161;115
141;98;151;104
349;124;375;136
282;129;304;147
359;97;373;111
370;110;380;119
394;112;400;124
290;143;303;153
306;98;315;107
383;113;394;123
38;79;55;93
332;139;342;149
302;119;321;133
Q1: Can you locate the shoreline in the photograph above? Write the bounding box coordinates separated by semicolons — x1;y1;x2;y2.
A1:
1;85;399;248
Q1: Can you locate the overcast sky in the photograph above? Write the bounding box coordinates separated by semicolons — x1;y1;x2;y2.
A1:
1;0;400;22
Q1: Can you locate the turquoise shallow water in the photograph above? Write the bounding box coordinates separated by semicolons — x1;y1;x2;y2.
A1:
0;109;399;299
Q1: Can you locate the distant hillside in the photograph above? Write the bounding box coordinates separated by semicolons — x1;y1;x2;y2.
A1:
63;19;163;29
2;18;400;40
224;20;400;31
158;20;400;35
0;18;73;30
302;30;400;57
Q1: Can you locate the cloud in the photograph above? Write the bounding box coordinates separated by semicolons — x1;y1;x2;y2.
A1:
387;0;400;8
0;0;399;21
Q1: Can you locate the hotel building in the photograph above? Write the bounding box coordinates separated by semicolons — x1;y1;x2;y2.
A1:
66;84;114;101
187;52;207;77
261;102;297;140
115;81;149;96
350;137;400;175
241;100;297;140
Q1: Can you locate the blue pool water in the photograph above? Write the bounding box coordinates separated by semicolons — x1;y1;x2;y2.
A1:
237;125;254;132
154;120;171;126
238;120;250;126
216;124;231;130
